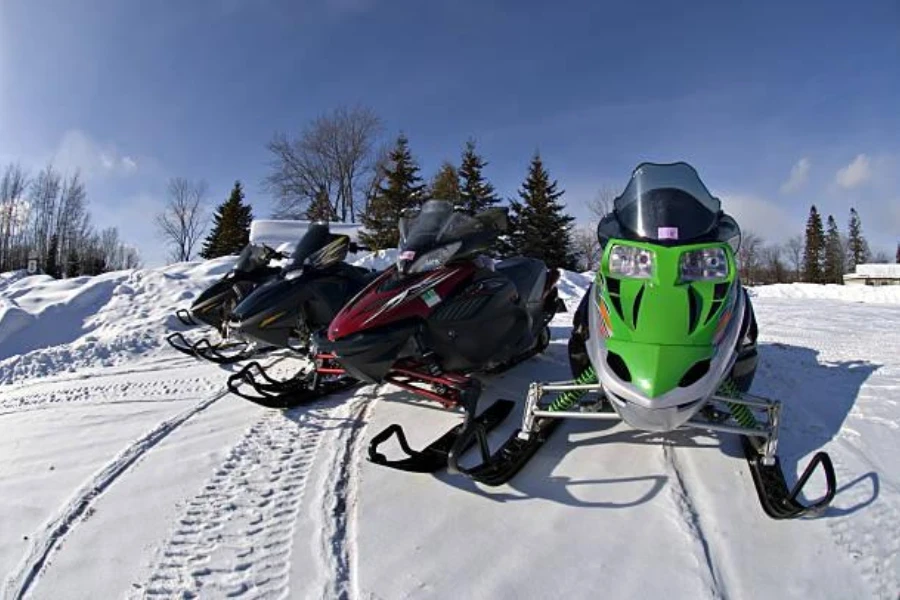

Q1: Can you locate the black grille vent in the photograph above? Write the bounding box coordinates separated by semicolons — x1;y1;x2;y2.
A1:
432;295;490;321
606;351;631;382
606;277;625;320
679;359;711;387
632;285;645;328
687;286;703;334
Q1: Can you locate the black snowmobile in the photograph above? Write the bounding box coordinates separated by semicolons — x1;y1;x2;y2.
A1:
225;222;377;405
167;243;286;363
444;162;836;520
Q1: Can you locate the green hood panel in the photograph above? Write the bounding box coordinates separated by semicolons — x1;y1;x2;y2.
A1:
606;339;713;399
597;240;736;348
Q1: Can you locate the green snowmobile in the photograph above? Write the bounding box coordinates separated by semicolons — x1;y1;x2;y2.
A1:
447;161;836;519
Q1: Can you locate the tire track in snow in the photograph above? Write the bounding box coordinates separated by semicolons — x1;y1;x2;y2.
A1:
138;406;328;599
662;444;727;600
2;377;249;600
313;396;376;600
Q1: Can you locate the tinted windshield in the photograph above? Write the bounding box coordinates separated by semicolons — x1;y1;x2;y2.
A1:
614;162;721;242
234;244;268;272
285;223;332;271
399;200;483;252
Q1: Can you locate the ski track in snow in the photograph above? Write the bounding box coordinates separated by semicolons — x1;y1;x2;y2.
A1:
2;383;235;600
138;407;327;599
313;395;377;600
662;445;725;600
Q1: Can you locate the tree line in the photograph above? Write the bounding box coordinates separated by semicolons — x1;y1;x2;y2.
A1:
161;103;900;279
0;163;141;277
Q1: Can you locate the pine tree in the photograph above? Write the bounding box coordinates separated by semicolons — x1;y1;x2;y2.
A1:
896;242;900;264
429;162;461;203
359;134;426;250
802;205;825;283
65;247;80;278
847;208;870;269
457;139;499;215
823;215;844;284
306;186;336;221
508;153;575;270
200;181;254;259
45;234;59;278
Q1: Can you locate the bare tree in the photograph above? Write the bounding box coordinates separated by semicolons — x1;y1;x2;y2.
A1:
156;177;208;263
571;225;602;271
0;163;30;271
265;105;383;222
761;244;786;283
738;230;763;284
784;235;803;281
585;185;617;222
871;249;891;264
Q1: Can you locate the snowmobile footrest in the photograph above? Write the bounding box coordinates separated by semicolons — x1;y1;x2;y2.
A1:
368;400;515;473
449;418;560;486
742;436;836;519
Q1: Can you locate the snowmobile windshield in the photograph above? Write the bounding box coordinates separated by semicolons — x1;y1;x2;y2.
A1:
397;200;487;275
614;162;721;243
233;244;268;273
283;223;348;274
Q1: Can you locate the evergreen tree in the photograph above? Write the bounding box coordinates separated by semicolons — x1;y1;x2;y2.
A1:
896;242;899;264
823;215;844;284
508;153;575;269
200;181;254;259
802;205;825;283
45;234;59;278
65;247;80;278
306;186;336;221
429;162;461;203
457;139;499;215
359;134;426;250
847;208;870;269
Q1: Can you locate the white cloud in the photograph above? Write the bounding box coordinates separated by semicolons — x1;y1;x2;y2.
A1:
835;154;872;189
720;193;796;244
52;129;139;179
780;157;811;193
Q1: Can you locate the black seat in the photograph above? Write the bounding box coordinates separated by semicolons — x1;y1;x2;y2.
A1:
495;257;547;310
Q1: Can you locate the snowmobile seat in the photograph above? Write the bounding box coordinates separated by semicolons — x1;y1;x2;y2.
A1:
495;257;548;312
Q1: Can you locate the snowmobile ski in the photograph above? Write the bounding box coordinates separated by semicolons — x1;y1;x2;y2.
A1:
175;308;198;327
367;399;515;473
226;360;359;409
165;332;269;364
447;416;560;485
742;436;836;519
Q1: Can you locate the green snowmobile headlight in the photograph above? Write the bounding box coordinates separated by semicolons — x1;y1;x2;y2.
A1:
609;244;654;279
680;247;728;282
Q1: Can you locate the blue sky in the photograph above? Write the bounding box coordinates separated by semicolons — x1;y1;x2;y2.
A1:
1;0;898;266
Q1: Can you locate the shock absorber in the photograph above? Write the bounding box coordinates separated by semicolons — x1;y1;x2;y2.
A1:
548;366;599;411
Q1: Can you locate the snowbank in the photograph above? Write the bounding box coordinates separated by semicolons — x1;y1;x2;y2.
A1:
749;283;900;304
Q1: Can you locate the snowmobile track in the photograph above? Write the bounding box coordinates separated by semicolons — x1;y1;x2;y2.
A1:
139;408;326;598
0;375;219;414
313;396;376;600
663;445;727;600
3;382;238;600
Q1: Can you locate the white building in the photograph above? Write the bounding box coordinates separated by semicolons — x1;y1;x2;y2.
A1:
844;263;900;286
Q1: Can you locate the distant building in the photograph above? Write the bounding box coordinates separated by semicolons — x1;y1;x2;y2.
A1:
844;263;900;286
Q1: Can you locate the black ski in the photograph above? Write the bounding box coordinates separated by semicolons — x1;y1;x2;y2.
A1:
449;417;560;486
742;436;836;519
227;361;359;409
166;332;268;364
367;400;515;473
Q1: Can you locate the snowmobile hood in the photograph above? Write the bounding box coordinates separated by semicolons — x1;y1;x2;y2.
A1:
327;262;476;341
230;275;300;323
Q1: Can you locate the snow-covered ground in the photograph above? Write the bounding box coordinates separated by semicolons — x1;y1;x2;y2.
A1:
0;259;898;600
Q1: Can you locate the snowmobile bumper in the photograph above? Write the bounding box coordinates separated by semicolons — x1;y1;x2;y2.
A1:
175;309;197;327
226;359;359;409
313;320;419;383
165;332;268;364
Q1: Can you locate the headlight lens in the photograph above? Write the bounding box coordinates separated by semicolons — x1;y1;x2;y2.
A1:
402;241;462;275
680;247;728;281
608;244;654;279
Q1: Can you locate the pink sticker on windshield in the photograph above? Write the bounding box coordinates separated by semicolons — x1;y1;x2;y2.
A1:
658;227;679;240
400;250;416;260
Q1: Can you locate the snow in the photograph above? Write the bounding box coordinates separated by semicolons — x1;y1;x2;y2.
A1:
750;282;900;304
249;219;363;252
0;259;898;600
